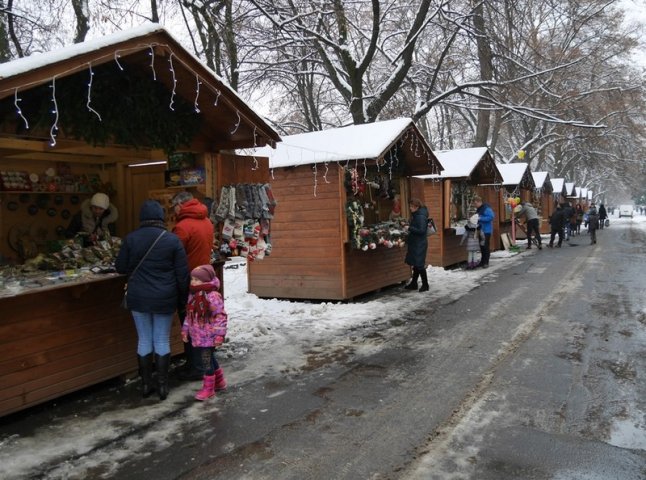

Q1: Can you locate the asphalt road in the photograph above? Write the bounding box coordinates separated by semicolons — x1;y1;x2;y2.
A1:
3;218;645;479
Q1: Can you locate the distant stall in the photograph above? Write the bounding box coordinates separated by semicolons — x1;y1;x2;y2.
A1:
496;163;535;243
416;147;501;267
247;118;442;300
564;182;577;206
550;178;568;208
0;24;280;417
531;171;553;235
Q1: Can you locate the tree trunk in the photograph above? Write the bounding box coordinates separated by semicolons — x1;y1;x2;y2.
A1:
472;1;492;147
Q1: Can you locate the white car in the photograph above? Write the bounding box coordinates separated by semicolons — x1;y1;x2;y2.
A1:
618;204;634;218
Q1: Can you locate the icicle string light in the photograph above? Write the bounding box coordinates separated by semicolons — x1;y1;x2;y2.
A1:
168;53;177;111
312;163;318;197
231;111;241;134
86;64;102;121
194;75;201;113
49;77;59;146
251;126;258;170
114;51;124;71
14;88;28;129
149;46;157;80
0;41;279;152
323;162;330;183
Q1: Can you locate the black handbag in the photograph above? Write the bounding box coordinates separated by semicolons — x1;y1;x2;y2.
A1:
121;231;166;309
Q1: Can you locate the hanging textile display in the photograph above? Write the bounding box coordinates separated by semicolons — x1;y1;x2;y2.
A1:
211;183;276;261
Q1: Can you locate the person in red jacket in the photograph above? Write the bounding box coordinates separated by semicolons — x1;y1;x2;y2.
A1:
172;191;215;380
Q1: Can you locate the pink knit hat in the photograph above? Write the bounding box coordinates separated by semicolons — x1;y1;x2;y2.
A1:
191;264;216;283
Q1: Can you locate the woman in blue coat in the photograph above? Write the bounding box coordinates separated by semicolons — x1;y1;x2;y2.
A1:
115;200;189;400
473;195;495;268
404;198;429;292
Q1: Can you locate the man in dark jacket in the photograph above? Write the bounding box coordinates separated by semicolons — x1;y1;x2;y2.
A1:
172;191;215;380
548;205;567;248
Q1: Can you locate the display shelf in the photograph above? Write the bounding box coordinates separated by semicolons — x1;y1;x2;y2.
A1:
163;184;205;190
0;191;92;194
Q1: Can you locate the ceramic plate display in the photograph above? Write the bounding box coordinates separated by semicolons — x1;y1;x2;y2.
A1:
61;209;71;219
7;201;19;211
45;167;55;177
54;195;64;205
29;173;39;183
55;225;65;236
70;195;80;205
47;208;57;217
28;204;38;215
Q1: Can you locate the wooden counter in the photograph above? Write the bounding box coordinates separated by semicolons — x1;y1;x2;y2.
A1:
0;274;182;417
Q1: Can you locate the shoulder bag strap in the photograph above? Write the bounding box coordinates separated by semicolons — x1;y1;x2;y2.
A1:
129;230;166;279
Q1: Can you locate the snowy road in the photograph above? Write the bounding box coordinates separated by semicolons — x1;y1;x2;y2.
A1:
1;215;645;479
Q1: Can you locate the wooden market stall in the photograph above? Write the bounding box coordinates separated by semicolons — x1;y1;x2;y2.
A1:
550;178;568;209
246;118;442;300
416;147;502;267
531;171;554;235
564;182;577;206
496;163;535;244
0;24;280;417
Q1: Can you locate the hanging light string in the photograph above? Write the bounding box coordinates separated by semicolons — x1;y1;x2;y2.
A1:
114;50;124;71
14;88;28;129
49;77;59;146
231;110;241;134
312;162;318;197
0;41;277;148
194;74;201;113
251;126;259;170
86;63;102;121
148;46;157;80
168;53;176;111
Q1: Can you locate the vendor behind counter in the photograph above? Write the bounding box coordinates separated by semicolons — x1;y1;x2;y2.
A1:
65;192;119;246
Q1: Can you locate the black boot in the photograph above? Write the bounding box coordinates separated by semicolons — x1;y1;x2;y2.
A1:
137;353;155;398
405;269;419;290
418;269;429;292
155;353;171;401
177;341;202;381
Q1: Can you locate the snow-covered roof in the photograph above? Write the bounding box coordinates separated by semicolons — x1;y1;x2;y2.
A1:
532;171;549;189
434;147;489;177
0;24;165;80
551;178;565;193
253;118;422;168
565;182;576;196
415;147;489;179
580;187;588;198
587;190;593;200
497;162;529;185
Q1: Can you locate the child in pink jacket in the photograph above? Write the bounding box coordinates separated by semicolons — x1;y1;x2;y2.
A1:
181;264;228;401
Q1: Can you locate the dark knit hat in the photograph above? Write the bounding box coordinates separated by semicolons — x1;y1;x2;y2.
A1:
191;264;217;284
139;200;165;222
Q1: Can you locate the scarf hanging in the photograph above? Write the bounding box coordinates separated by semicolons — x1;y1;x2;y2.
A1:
186;282;218;327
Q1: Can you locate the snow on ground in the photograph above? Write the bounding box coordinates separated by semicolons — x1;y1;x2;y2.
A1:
1;213;645;479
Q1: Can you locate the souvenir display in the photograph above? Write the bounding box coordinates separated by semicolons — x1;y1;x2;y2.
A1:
344;167;410;251
0;171;31;191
